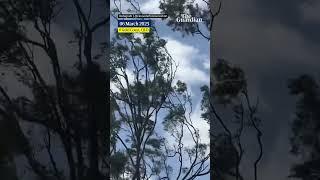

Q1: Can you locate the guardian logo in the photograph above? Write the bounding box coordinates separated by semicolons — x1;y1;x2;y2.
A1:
176;14;203;23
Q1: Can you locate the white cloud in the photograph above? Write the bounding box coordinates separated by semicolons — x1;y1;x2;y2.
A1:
125;69;135;83
164;37;209;85
111;69;135;92
110;37;211;94
190;101;210;145
163;100;210;151
133;33;146;43
194;0;209;9
202;58;210;70
140;0;161;14
110;83;119;93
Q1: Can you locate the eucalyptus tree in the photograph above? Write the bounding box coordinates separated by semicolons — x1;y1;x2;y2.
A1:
288;75;320;180
110;0;211;179
160;1;264;180
0;0;109;179
110;27;210;180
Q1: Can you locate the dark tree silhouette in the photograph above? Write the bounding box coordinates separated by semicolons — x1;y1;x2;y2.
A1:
159;0;264;179
199;59;263;180
0;0;110;180
288;74;320;180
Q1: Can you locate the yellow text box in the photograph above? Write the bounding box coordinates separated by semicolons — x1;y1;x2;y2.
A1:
118;27;150;33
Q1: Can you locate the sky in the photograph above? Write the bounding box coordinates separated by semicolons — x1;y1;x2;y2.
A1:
110;0;211;179
2;0;210;179
213;0;320;180
2;1;109;179
133;0;320;180
2;0;320;179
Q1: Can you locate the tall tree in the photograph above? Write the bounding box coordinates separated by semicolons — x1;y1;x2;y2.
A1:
110;1;210;179
200;59;262;180
159;0;221;40
0;0;109;180
110;21;209;180
288;74;320;180
159;0;264;179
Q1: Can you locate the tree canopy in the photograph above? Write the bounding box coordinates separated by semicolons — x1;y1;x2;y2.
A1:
288;74;320;180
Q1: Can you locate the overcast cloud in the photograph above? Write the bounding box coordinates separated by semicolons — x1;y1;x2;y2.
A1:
213;0;320;180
